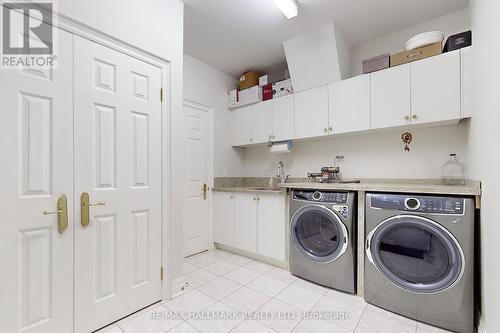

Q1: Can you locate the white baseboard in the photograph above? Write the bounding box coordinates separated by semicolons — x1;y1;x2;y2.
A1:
171;277;190;298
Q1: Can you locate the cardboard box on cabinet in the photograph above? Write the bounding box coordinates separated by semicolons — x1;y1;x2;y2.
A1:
391;42;442;67
239;71;260;90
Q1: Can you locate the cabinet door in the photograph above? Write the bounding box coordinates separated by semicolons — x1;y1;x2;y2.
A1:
411;51;461;124
234;193;258;253
233;105;254;146
253;100;273;144
214;192;235;247
257;195;286;261
294;86;329;139
371;64;411;129
461;46;473;118
272;95;295;141
329;75;370;134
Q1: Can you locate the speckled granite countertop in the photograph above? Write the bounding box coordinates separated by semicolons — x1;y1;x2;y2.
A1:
278;179;481;196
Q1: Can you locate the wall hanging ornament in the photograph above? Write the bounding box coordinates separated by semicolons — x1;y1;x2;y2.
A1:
401;132;413;152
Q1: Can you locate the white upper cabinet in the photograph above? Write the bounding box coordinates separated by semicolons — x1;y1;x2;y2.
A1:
371;64;411;129
461;46;473;118
329;75;370;133
233;104;254;146
253;100;273;144
257;194;286;261
411;51;461;124
294;86;329;139
272;94;295;141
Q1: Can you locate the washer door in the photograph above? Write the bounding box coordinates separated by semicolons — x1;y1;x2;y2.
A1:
366;215;465;294
291;205;348;263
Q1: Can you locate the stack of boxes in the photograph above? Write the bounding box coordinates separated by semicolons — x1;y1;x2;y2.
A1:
228;69;294;109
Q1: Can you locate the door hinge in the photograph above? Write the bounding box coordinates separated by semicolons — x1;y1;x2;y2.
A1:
161;266;164;281
160;87;163;102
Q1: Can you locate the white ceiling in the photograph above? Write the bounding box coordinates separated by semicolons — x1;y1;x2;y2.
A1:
183;0;468;78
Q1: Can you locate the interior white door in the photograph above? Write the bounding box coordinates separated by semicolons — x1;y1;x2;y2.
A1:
0;30;74;333
183;103;211;257
73;36;162;333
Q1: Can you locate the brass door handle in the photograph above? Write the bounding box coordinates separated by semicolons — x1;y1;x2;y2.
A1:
202;184;209;200
43;194;68;234
81;192;106;227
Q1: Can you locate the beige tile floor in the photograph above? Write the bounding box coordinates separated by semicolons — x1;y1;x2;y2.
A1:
97;249;452;333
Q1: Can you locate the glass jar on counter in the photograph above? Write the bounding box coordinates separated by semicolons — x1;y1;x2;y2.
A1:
441;153;466;186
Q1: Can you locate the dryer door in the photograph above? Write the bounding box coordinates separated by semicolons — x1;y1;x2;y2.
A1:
291;205;348;263
366;215;464;294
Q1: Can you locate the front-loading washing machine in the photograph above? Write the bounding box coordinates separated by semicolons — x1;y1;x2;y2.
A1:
365;193;474;333
289;189;356;294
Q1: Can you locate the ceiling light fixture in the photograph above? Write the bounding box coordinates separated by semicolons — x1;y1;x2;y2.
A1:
272;0;299;19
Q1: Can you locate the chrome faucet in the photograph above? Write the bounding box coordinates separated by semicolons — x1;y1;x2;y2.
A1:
276;161;290;184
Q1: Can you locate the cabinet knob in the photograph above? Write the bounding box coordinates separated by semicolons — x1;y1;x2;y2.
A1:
253;197;256;201
412;114;418;119
328;126;333;132
324;128;328;133
404;115;410;121
249;138;253;142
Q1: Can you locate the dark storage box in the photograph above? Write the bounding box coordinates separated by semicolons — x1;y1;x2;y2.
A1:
443;31;472;52
363;54;390;74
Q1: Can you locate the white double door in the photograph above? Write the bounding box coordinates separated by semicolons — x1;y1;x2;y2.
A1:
0;30;163;333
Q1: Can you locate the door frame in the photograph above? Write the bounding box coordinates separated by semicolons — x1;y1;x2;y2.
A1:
21;6;173;301
183;99;215;252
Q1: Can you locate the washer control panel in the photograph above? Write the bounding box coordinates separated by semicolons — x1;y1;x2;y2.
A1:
293;190;348;204
370;194;465;215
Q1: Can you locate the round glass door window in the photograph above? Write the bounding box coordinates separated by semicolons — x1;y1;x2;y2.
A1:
367;215;464;294
291;205;348;263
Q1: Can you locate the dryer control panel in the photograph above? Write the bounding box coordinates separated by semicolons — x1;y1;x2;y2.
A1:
292;190;348;203
370;194;465;215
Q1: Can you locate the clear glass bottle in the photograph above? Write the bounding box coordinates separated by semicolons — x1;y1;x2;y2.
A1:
441;154;466;186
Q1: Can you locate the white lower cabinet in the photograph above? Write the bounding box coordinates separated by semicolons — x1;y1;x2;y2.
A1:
234;193;258;253
214;192;235;246
214;192;286;262
257;194;286;261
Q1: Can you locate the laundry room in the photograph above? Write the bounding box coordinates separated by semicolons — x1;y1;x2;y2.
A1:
0;1;499;333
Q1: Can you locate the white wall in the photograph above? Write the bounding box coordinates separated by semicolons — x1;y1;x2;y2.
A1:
468;0;500;331
182;55;240;280
183;55;242;178
238;123;470;179
350;8;470;76
57;0;185;287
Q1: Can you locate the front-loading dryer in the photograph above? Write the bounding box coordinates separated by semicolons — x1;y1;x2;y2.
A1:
365;193;474;333
289;189;356;294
